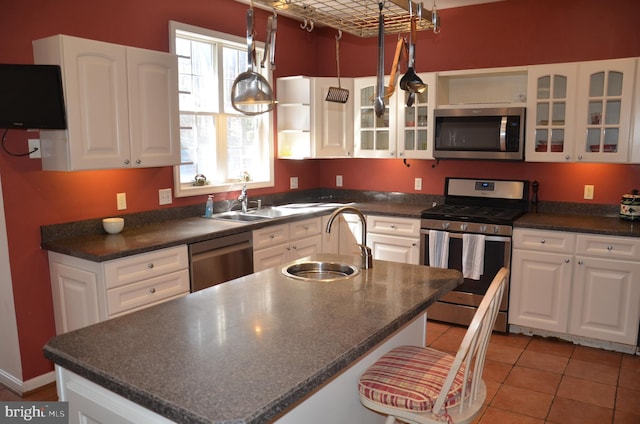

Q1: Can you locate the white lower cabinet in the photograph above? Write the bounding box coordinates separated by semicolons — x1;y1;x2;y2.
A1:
253;217;322;272
510;228;640;347
366;215;420;265
48;245;189;333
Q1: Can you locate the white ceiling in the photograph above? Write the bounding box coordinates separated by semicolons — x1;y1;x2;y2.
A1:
434;0;504;9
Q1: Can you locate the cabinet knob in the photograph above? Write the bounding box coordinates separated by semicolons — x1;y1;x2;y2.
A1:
149;288;156;294
540;239;546;244
607;245;613;251
564;258;570;263
269;234;275;239
390;224;397;229
564;155;570;161
577;154;583;160
124;159;130;165
578;260;584;265
136;159;142;164
412;242;417;247
291;245;297;250
304;226;309;231
147;263;154;269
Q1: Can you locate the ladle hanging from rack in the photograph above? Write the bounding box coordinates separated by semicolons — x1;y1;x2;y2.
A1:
231;1;275;116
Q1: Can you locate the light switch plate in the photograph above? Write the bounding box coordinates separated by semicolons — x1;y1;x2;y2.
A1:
583;185;594;200
414;178;422;191
290;177;298;190
336;175;343;187
117;193;127;210
158;188;172;205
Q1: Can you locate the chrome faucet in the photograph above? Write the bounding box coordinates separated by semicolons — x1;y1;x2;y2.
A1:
326;206;373;269
238;184;248;213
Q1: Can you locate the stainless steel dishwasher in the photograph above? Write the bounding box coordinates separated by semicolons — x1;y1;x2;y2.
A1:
188;232;253;292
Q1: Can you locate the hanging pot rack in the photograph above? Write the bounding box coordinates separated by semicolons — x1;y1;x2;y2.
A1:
237;0;438;38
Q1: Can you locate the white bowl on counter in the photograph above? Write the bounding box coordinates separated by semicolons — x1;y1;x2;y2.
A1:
103;217;124;234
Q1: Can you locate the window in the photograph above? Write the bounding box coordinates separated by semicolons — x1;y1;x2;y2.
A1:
169;21;274;197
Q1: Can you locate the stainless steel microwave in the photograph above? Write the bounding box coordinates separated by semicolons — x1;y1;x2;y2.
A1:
434;107;525;161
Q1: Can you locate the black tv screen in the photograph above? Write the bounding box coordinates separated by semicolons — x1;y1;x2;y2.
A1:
0;64;67;129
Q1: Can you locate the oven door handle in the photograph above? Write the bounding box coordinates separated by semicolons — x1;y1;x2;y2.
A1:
420;229;511;243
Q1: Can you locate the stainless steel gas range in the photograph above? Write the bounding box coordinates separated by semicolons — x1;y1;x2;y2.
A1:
420;177;530;332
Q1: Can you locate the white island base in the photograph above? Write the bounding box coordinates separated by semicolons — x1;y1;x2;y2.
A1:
55;312;426;424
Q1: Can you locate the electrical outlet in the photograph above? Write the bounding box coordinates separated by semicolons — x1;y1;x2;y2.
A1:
28;139;41;159
290;176;298;190
158;188;172;205
583;185;594;200
336;175;343;187
414;177;422;191
116;192;127;210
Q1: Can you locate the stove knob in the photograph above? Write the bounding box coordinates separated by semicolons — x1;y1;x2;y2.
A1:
480;225;488;233
442;222;450;230
460;223;468;231
493;226;500;234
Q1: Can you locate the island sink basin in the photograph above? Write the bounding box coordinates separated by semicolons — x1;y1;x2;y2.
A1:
282;261;360;282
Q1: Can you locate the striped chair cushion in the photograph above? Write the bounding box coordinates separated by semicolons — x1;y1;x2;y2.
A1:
359;345;470;412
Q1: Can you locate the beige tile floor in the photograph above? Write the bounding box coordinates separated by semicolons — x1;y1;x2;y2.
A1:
2;322;639;424
427;321;640;424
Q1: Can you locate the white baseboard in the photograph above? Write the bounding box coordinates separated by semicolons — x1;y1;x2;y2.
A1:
0;369;56;395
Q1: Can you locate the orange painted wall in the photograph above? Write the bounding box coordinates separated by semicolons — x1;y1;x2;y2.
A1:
0;0;639;381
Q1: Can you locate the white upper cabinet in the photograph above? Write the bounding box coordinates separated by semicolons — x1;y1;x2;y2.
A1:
526;63;578;162
353;76;396;158
33;35;180;171
396;73;436;159
277;76;354;159
526;58;636;163
353;74;436;159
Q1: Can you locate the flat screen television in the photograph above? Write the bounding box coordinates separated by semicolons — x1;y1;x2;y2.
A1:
0;64;67;129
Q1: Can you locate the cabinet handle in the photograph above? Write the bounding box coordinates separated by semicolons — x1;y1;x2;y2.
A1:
607;245;613;251
564;258;570;263
149;288;156;294
136;159;142;165
147;263;154;269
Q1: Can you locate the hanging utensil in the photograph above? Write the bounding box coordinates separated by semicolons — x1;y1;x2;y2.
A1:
386;37;407;99
374;2;385;118
261;12;277;70
231;5;275;116
326;30;349;103
399;1;427;104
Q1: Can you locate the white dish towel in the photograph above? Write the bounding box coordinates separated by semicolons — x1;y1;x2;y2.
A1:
428;230;450;268
462;234;486;280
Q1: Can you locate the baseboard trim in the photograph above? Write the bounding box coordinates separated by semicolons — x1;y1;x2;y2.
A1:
0;369;56;396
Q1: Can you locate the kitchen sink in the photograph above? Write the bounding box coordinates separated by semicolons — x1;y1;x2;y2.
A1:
210;211;272;222
282;261;360;282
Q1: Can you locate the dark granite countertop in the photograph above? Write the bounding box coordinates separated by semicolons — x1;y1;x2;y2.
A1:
44;254;463;424
41;202;427;262
515;213;640;238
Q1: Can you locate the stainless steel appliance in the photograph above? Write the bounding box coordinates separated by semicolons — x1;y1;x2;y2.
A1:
189;232;253;292
434;107;525;161
420;178;530;332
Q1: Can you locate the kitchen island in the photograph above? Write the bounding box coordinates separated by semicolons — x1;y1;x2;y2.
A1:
44;254;462;424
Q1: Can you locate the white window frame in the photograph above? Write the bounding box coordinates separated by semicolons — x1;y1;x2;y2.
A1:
169;20;274;198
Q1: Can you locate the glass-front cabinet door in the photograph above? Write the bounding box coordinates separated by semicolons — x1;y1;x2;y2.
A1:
575;58;635;162
353;77;397;158
526;64;578;162
397;72;436;159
